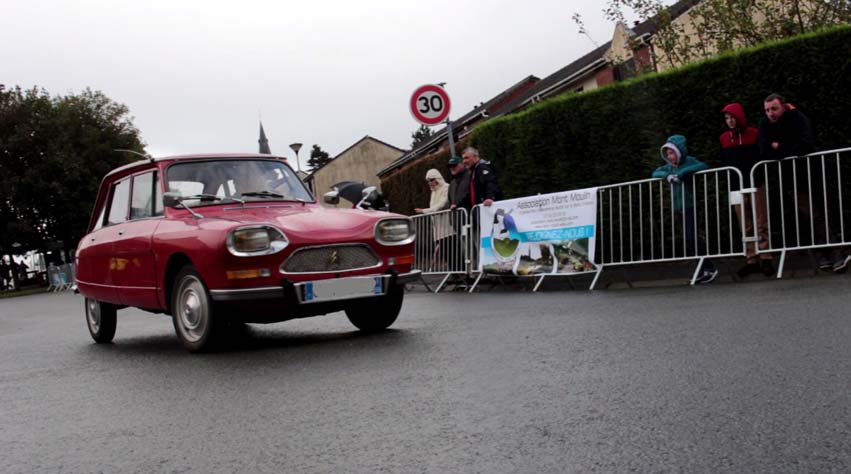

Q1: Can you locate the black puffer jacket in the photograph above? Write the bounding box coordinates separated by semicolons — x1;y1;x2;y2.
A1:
469;160;503;204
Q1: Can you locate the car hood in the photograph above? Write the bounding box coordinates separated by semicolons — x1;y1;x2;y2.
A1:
200;204;402;242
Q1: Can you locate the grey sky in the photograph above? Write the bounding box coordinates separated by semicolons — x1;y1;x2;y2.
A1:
2;0;649;171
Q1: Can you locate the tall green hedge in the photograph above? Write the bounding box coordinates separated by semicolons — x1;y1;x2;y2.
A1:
471;25;851;200
382;25;851;214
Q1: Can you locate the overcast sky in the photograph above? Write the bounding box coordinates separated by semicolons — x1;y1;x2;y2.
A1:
3;0;654;171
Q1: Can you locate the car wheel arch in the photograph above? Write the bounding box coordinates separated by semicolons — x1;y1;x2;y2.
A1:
163;252;193;315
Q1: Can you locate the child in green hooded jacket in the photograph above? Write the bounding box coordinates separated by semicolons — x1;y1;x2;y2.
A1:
652;134;717;284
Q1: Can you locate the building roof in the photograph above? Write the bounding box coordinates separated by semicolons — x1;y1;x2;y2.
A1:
304;135;406;181
501;42;611;112
502;0;701;112
633;0;702;36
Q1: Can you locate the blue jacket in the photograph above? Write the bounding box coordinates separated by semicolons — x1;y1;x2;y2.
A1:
652;134;708;210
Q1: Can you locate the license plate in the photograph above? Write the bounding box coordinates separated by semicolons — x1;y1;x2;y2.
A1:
301;276;384;303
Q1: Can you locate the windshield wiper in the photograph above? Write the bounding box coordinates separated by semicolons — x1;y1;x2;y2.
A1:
240;191;286;199
182;194;245;205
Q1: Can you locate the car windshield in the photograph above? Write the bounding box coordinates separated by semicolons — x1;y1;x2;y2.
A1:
166;159;313;207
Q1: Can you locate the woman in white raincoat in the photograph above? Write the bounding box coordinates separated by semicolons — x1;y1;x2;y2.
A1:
415;169;455;270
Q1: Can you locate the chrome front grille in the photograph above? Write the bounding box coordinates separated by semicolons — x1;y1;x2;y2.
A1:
281;244;381;273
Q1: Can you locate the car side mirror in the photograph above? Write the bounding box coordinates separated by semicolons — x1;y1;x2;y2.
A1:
323;189;340;205
163;192;182;208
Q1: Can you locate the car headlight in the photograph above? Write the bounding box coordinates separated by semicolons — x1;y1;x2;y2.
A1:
374;218;415;245
227;225;289;256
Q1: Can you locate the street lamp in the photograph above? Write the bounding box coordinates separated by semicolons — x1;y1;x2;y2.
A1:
289;143;303;173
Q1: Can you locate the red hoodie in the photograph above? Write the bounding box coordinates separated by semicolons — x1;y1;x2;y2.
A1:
720;103;758;148
720;102;761;185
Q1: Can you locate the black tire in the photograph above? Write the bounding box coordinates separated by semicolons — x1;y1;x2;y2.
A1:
345;284;404;332
85;297;117;344
171;265;223;352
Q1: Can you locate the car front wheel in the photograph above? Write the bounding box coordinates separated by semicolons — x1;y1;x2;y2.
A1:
171;266;223;352
85;297;117;343
345;284;404;332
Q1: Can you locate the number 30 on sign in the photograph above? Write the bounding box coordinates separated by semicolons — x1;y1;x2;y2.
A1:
409;84;451;126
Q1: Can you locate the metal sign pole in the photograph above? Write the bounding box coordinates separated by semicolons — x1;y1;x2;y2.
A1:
445;118;456;157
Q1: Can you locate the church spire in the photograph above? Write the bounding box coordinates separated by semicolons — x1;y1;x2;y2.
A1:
258;121;272;154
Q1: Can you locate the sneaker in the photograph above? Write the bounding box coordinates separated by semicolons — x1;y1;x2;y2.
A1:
833;255;851;274
818;256;834;272
697;269;719;284
760;260;775;276
736;262;759;278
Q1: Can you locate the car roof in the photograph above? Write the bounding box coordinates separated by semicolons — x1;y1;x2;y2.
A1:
105;153;291;179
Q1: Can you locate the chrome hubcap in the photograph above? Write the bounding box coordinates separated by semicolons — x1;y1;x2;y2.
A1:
177;277;207;343
87;299;101;332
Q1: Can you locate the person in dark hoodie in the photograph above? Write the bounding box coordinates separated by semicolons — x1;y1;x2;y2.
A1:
447;155;471;211
652;134;718;284
720;102;773;277
759;93;849;273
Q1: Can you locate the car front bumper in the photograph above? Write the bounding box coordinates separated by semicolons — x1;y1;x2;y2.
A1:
208;270;421;302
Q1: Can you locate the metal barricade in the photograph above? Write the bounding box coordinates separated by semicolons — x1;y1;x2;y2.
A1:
467;205;482;292
426;152;851;293
411;208;470;292
593;167;746;288
47;263;75;292
750;147;851;276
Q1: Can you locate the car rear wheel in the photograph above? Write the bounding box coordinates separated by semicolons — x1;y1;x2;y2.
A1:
345;284;403;332
171;266;223;352
85;297;117;343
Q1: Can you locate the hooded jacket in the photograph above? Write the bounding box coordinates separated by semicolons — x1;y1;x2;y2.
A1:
720;103;760;185
652;134;708;210
422;168;449;212
422;169;454;240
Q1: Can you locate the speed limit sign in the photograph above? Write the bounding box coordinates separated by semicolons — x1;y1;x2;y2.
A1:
410;84;451;126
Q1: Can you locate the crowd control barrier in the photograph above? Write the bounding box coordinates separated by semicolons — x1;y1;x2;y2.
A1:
749;147;851;277
411;208;470;292
593;167;746;288
409;150;851;292
47;263;76;292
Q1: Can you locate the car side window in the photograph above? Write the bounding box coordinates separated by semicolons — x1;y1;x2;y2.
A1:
92;203;107;231
131;172;154;219
107;179;130;226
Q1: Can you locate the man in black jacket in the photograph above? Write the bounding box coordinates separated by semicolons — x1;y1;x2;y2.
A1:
759;93;815;160
759;93;849;273
461;146;503;207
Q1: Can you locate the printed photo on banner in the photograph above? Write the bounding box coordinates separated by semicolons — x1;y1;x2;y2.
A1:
478;187;598;276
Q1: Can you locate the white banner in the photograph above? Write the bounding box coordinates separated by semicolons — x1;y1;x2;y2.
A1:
478;187;598;275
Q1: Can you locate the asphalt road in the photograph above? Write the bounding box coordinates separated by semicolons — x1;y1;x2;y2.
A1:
1;276;850;473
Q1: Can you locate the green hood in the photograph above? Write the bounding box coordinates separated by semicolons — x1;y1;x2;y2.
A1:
660;134;689;165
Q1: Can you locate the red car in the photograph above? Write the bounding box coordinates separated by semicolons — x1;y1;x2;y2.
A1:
75;153;419;352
